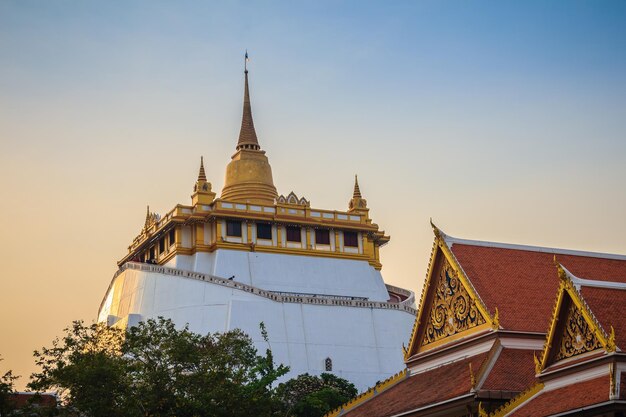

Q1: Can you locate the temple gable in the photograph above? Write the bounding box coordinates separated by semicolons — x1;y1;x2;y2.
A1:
553;298;603;362
421;256;487;347
405;226;497;359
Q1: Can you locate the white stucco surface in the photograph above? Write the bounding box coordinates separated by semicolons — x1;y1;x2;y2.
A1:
164;249;390;301
98;258;415;390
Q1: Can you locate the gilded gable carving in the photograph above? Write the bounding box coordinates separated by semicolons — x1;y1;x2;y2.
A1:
277;191;310;206
422;258;486;346
554;301;602;361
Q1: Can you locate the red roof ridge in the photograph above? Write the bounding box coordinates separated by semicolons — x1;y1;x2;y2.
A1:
439;233;626;261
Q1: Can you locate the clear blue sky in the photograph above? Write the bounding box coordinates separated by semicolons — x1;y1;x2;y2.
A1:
1;0;625;386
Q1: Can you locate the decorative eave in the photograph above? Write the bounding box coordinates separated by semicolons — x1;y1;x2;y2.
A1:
537;259;617;373
486;382;545;417
324;369;409;417
404;221;499;361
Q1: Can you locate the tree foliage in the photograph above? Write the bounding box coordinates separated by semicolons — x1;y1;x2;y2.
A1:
276;373;358;417
29;318;289;417
29;321;129;417
0;356;19;417
29;318;357;417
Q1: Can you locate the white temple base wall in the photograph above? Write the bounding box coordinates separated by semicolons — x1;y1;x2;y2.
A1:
164;249;390;302
98;267;414;391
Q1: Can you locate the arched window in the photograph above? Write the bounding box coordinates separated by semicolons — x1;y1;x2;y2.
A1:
325;357;332;372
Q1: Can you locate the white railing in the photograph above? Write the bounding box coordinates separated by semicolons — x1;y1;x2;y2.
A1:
385;284;416;307
101;262;417;315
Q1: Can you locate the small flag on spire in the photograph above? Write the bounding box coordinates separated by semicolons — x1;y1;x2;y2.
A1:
245;50;249;61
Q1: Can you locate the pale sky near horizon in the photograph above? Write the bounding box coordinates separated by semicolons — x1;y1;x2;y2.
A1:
1;1;625;388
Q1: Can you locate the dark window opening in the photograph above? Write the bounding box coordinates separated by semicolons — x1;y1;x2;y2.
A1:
325;357;332;371
169;229;176;246
344;231;358;247
159;238;165;254
257;223;272;240
286;226;301;242
226;220;242;237
315;229;330;245
150;246;156;261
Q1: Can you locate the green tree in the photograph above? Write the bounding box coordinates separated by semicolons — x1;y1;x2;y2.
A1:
29;322;129;417
123;318;288;417
0;356;19;417
29;318;289;417
276;373;358;417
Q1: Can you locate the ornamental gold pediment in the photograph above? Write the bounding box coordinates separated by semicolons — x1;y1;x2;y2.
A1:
404;227;497;360
553;300;602;362
537;264;616;372
421;257;487;348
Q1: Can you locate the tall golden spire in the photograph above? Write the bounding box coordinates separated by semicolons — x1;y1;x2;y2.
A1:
221;53;278;205
237;51;260;151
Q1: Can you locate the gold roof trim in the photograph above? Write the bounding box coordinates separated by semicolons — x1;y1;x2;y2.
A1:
538;260;616;372
405;222;498;359
488;382;544;417
324;369;408;417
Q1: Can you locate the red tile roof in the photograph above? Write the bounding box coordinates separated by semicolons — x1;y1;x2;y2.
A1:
508;376;610;416
449;243;626;333
580;286;626;349
480;348;537;392
8;393;56;408
343;353;488;417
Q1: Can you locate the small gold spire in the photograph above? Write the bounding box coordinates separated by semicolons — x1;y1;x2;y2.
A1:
192;157;216;205
198;156;207;182
348;175;368;214
353;175;362;198
144;205;151;228
142;205;160;232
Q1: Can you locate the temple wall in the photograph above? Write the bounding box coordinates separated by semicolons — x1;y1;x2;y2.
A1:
98;268;414;390
164;249;390;301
